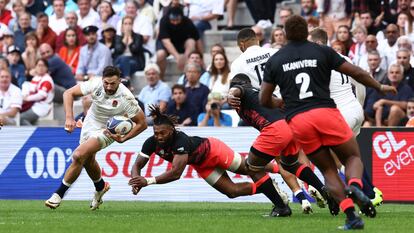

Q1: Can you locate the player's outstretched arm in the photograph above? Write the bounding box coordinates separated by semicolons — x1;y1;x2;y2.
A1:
63;84;84;133
129;154;188;190
129;154;150;195
337;61;398;95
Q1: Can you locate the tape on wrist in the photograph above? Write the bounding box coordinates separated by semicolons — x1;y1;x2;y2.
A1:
145;177;157;185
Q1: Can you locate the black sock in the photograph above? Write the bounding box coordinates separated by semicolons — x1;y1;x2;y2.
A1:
295;190;306;202
94;178;105;191
362;169;375;199
297;166;325;193
344;207;357;221
257;178;286;208
55;182;70;198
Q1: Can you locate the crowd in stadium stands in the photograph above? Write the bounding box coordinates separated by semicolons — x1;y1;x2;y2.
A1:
0;0;413;127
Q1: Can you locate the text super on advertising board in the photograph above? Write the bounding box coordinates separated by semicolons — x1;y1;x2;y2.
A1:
372;131;414;201
1;127;312;202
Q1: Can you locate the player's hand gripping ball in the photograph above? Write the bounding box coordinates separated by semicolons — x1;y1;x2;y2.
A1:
106;116;134;135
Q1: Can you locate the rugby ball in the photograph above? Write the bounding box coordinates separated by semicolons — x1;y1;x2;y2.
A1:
106;116;134;135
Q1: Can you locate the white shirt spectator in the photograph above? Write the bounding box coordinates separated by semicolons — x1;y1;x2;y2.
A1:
0;83;23;114
377;39;399;69
186;0;224;19
49;14;68;34
76;9;99;29
209;74;230;98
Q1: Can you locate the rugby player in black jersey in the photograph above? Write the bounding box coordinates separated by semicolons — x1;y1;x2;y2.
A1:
259;15;397;230
228;73;341;215
129;105;291;217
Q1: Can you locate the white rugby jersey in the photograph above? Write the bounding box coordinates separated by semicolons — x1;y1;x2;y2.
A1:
80;78;141;126
230;45;278;89
330;54;366;107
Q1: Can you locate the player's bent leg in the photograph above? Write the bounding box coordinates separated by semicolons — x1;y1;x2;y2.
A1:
307;147;345;216
84;155;111;210
239;153;290;207
45;138;101;209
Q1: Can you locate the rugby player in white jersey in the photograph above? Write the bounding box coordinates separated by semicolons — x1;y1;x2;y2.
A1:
45;66;147;210
229;28;279;92
228;28;320;213
309;28;383;206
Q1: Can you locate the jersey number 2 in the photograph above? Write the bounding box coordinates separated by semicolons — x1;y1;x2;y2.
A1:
254;63;266;84
295;73;313;99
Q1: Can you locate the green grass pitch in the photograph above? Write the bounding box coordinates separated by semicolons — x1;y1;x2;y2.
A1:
0;201;413;233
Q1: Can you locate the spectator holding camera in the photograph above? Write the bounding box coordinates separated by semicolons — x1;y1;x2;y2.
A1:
197;92;232;127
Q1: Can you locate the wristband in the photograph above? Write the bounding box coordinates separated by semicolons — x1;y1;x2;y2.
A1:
145;177;157;185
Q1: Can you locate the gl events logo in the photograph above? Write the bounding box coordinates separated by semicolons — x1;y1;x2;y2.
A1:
373;132;414;176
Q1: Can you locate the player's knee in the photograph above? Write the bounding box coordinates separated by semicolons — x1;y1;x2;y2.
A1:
280;155;299;173
244;159;265;173
71;150;86;165
389;105;404;116
225;189;239;199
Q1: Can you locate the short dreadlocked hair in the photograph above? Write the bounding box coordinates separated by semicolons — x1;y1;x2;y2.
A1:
148;105;178;127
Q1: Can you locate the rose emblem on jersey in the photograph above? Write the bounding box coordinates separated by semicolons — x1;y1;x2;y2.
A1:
95;89;101;96
112;100;118;107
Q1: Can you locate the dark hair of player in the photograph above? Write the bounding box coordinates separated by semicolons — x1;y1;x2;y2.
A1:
237;28;257;43
284;15;308;42
309;27;328;45
148;105;178;127
230;73;252;88
103;66;121;78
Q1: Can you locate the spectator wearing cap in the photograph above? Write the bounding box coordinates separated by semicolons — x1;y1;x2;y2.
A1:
39;43;76;103
76;0;99;29
48;0;68;35
75;25;112;81
6;45;26;88
35;12;57;51
96;1;119;40
0;69;23;126
166;84;198;126
113;15;145;79
55;11;87;51
0;0;12;25
197;92;232;127
13;12;34;51
99;24;116;57
137;63;171;124
156;7;200;79
0;28;14;56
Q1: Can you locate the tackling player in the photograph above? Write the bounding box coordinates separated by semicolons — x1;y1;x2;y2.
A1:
45;66;147;210
129;105;291;217
260;15;396;230
228;74;337;214
309;28;383;207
